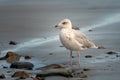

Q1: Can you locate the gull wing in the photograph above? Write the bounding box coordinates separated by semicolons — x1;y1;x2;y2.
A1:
73;29;96;48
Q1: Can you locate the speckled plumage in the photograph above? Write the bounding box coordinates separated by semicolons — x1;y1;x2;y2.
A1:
55;19;97;65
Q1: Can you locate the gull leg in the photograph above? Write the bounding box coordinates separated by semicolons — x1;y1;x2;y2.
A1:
77;51;80;65
70;50;72;65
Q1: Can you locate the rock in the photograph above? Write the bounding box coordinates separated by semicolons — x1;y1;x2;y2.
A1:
19;77;26;79
83;68;91;71
85;55;92;58
3;66;8;69
12;71;29;79
36;68;72;78
0;52;20;63
106;51;117;55
36;64;72;78
88;29;93;32
6;52;20;63
36;64;88;78
9;41;17;45
0;74;5;79
36;64;65;70
49;53;53;55
59;45;64;47
72;56;75;58
98;46;106;49
24;55;32;60
0;57;5;60
33;77;44;80
10;62;34;70
72;26;80;30
72;71;87;78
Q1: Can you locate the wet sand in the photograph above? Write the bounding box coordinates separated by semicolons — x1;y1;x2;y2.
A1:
0;19;120;80
0;0;120;80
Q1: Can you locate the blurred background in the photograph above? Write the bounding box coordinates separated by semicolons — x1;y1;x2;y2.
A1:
0;0;120;40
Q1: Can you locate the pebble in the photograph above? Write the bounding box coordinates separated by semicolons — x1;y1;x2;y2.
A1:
10;62;34;70
88;29;93;32
0;74;5;79
12;71;29;79
9;41;17;45
24;55;32;60
49;53;53;55
85;55;92;58
83;68;91;71
0;52;20;63
98;46;106;49
36;64;65;70
72;26;80;30
106;51;117;55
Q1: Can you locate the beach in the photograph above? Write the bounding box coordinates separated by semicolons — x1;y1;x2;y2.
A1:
0;0;120;80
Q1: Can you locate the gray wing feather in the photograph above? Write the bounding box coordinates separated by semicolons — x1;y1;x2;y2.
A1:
73;30;96;48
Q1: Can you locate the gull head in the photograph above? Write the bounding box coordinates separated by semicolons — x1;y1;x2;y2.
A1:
55;19;72;29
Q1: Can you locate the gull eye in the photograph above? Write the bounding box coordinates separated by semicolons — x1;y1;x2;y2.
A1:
62;22;67;25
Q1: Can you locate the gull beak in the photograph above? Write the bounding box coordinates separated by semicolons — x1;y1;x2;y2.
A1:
54;25;58;28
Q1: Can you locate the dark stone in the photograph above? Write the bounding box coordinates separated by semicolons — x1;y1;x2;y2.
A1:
0;52;20;63
24;55;32;60
10;62;34;70
0;74;5;79
20;77;26;79
36;64;65;70
98;46;106;49
72;26;80;30
72;56;75;58
106;51;117;55
88;29;93;32
3;66;8;69
83;68;91;71
0;57;5;60
49;53;53;55
9;41;17;45
36;64;72;78
59;45;64;47
12;71;29;79
85;55;92;58
36;69;72;78
33;77;44;80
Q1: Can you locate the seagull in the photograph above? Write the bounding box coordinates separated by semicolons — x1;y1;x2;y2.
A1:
54;19;98;65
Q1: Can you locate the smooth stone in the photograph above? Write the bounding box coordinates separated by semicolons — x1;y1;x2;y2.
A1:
10;62;34;70
12;71;29;79
36;68;73;78
0;52;20;63
106;51;117;55
24;55;32;60
36;64;65;70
